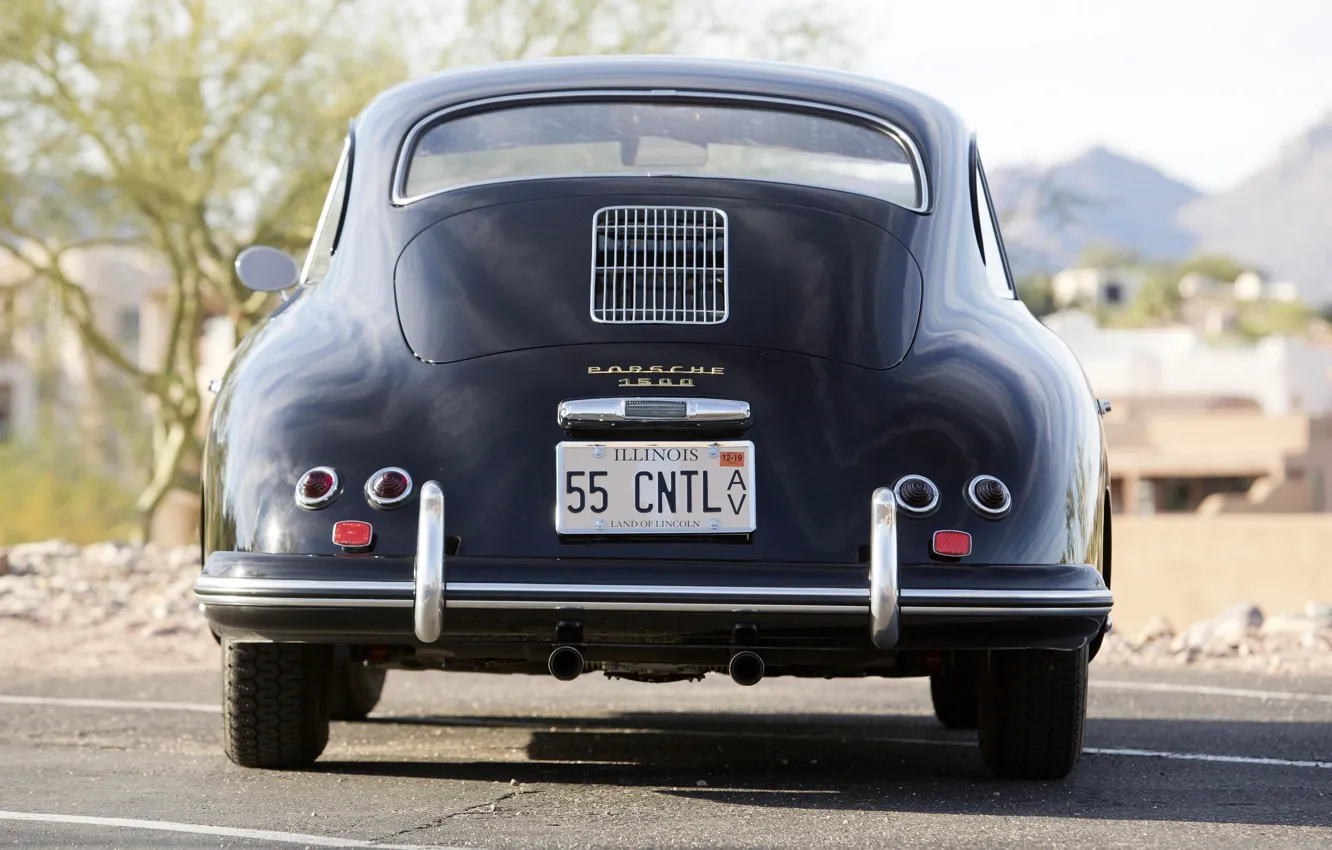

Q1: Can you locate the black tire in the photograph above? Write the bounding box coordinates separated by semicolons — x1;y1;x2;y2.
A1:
930;664;979;730
328;659;387;721
977;645;1087;780
223;641;331;769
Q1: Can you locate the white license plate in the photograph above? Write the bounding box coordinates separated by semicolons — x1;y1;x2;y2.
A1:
556;441;756;535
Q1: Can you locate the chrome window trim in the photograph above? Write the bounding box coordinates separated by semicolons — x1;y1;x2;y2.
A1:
557;397;751;427
365;466;415;509
391;90;930;212
966;474;1012;517
298;137;351;287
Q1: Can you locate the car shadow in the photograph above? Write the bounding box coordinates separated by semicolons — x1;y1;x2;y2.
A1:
314;711;1332;828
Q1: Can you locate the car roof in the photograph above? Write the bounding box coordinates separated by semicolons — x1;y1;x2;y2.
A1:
355;57;968;193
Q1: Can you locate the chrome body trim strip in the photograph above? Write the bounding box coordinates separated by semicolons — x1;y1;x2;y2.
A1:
901;606;1112;617
869;487;900;649
904;588;1112;605
414;480;445;643
445;600;857;614
195;578;414;596
194;595;413;609
195;577;1110;607
446;582;864;599
391;90;931;212
558;397;751;427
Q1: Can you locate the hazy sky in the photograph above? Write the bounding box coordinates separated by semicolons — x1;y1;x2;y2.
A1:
851;0;1332;192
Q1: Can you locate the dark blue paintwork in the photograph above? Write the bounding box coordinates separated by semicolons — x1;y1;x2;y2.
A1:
202;58;1109;657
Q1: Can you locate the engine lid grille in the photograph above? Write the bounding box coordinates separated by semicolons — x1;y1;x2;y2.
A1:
590;206;728;324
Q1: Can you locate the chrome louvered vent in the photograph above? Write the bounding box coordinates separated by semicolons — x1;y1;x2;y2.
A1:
590;206;728;324
623;399;689;420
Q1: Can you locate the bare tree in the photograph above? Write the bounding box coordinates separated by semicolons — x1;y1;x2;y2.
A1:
0;0;849;535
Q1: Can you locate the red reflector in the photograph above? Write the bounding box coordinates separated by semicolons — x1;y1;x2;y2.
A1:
332;520;373;548
932;530;972;558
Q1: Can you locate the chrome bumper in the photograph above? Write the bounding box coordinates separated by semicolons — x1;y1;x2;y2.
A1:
194;485;1113;645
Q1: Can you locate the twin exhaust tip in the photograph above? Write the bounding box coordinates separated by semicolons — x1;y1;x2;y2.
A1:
548;645;585;681
727;651;765;686
546;646;766;686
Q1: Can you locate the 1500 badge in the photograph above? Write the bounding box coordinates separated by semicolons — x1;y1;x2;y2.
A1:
588;365;724;387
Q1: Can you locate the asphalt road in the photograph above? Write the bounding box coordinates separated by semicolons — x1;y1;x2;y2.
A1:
0;662;1329;849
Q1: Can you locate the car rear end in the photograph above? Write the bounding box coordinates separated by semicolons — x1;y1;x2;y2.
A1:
198;81;1110;778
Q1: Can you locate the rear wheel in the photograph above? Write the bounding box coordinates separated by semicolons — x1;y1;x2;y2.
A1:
223;641;331;769
929;661;979;730
328;656;387;721
977;645;1087;779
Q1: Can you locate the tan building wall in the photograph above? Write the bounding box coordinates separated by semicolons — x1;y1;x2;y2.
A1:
1112;515;1332;634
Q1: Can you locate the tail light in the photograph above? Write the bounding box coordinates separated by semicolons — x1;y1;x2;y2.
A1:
966;475;1011;518
893;474;939;515
365;467;413;509
932;529;972;558
295;466;340;509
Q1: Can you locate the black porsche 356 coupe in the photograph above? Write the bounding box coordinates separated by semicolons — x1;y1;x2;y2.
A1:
198;57;1113;778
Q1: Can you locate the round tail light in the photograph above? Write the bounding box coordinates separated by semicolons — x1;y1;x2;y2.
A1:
967;475;1012;517
893;474;939;515
365;467;413;508
295;466;340;509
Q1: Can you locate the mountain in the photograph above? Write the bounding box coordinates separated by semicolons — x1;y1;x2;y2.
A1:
1179;114;1332;303
988;147;1202;275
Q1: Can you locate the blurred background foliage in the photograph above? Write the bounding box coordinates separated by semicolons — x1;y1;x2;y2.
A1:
0;0;852;543
0;433;137;545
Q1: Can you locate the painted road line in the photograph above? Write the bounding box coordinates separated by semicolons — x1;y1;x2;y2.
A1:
0;695;220;712
1084;748;1332;769
0;811;467;849
1093;680;1332;703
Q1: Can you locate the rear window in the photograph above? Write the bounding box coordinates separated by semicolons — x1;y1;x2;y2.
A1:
401;101;924;209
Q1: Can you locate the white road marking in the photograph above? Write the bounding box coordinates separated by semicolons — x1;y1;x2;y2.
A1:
0;695;220;712
0;811;466;849
1084;747;1332;769
1093;680;1332;703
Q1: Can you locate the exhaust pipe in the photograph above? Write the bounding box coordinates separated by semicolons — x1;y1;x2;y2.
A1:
728;650;764;686
548;646;585;681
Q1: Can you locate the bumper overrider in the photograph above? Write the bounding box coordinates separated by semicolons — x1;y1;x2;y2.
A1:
195;484;1112;652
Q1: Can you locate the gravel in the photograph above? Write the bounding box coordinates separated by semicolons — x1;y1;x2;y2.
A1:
0;540;215;673
1101;600;1332;674
2;540;1329;675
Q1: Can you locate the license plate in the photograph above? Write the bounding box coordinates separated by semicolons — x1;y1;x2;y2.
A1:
556;441;756;535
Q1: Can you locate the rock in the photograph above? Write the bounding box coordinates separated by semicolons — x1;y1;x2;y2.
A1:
1172;603;1263;653
1261;613;1320;636
1134;616;1175;647
0;552;9;577
1306;601;1332;628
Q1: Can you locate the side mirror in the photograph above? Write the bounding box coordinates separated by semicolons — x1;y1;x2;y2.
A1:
235;246;299;292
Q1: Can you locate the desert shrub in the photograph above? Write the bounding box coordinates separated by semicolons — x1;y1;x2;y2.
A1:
0;437;137;545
